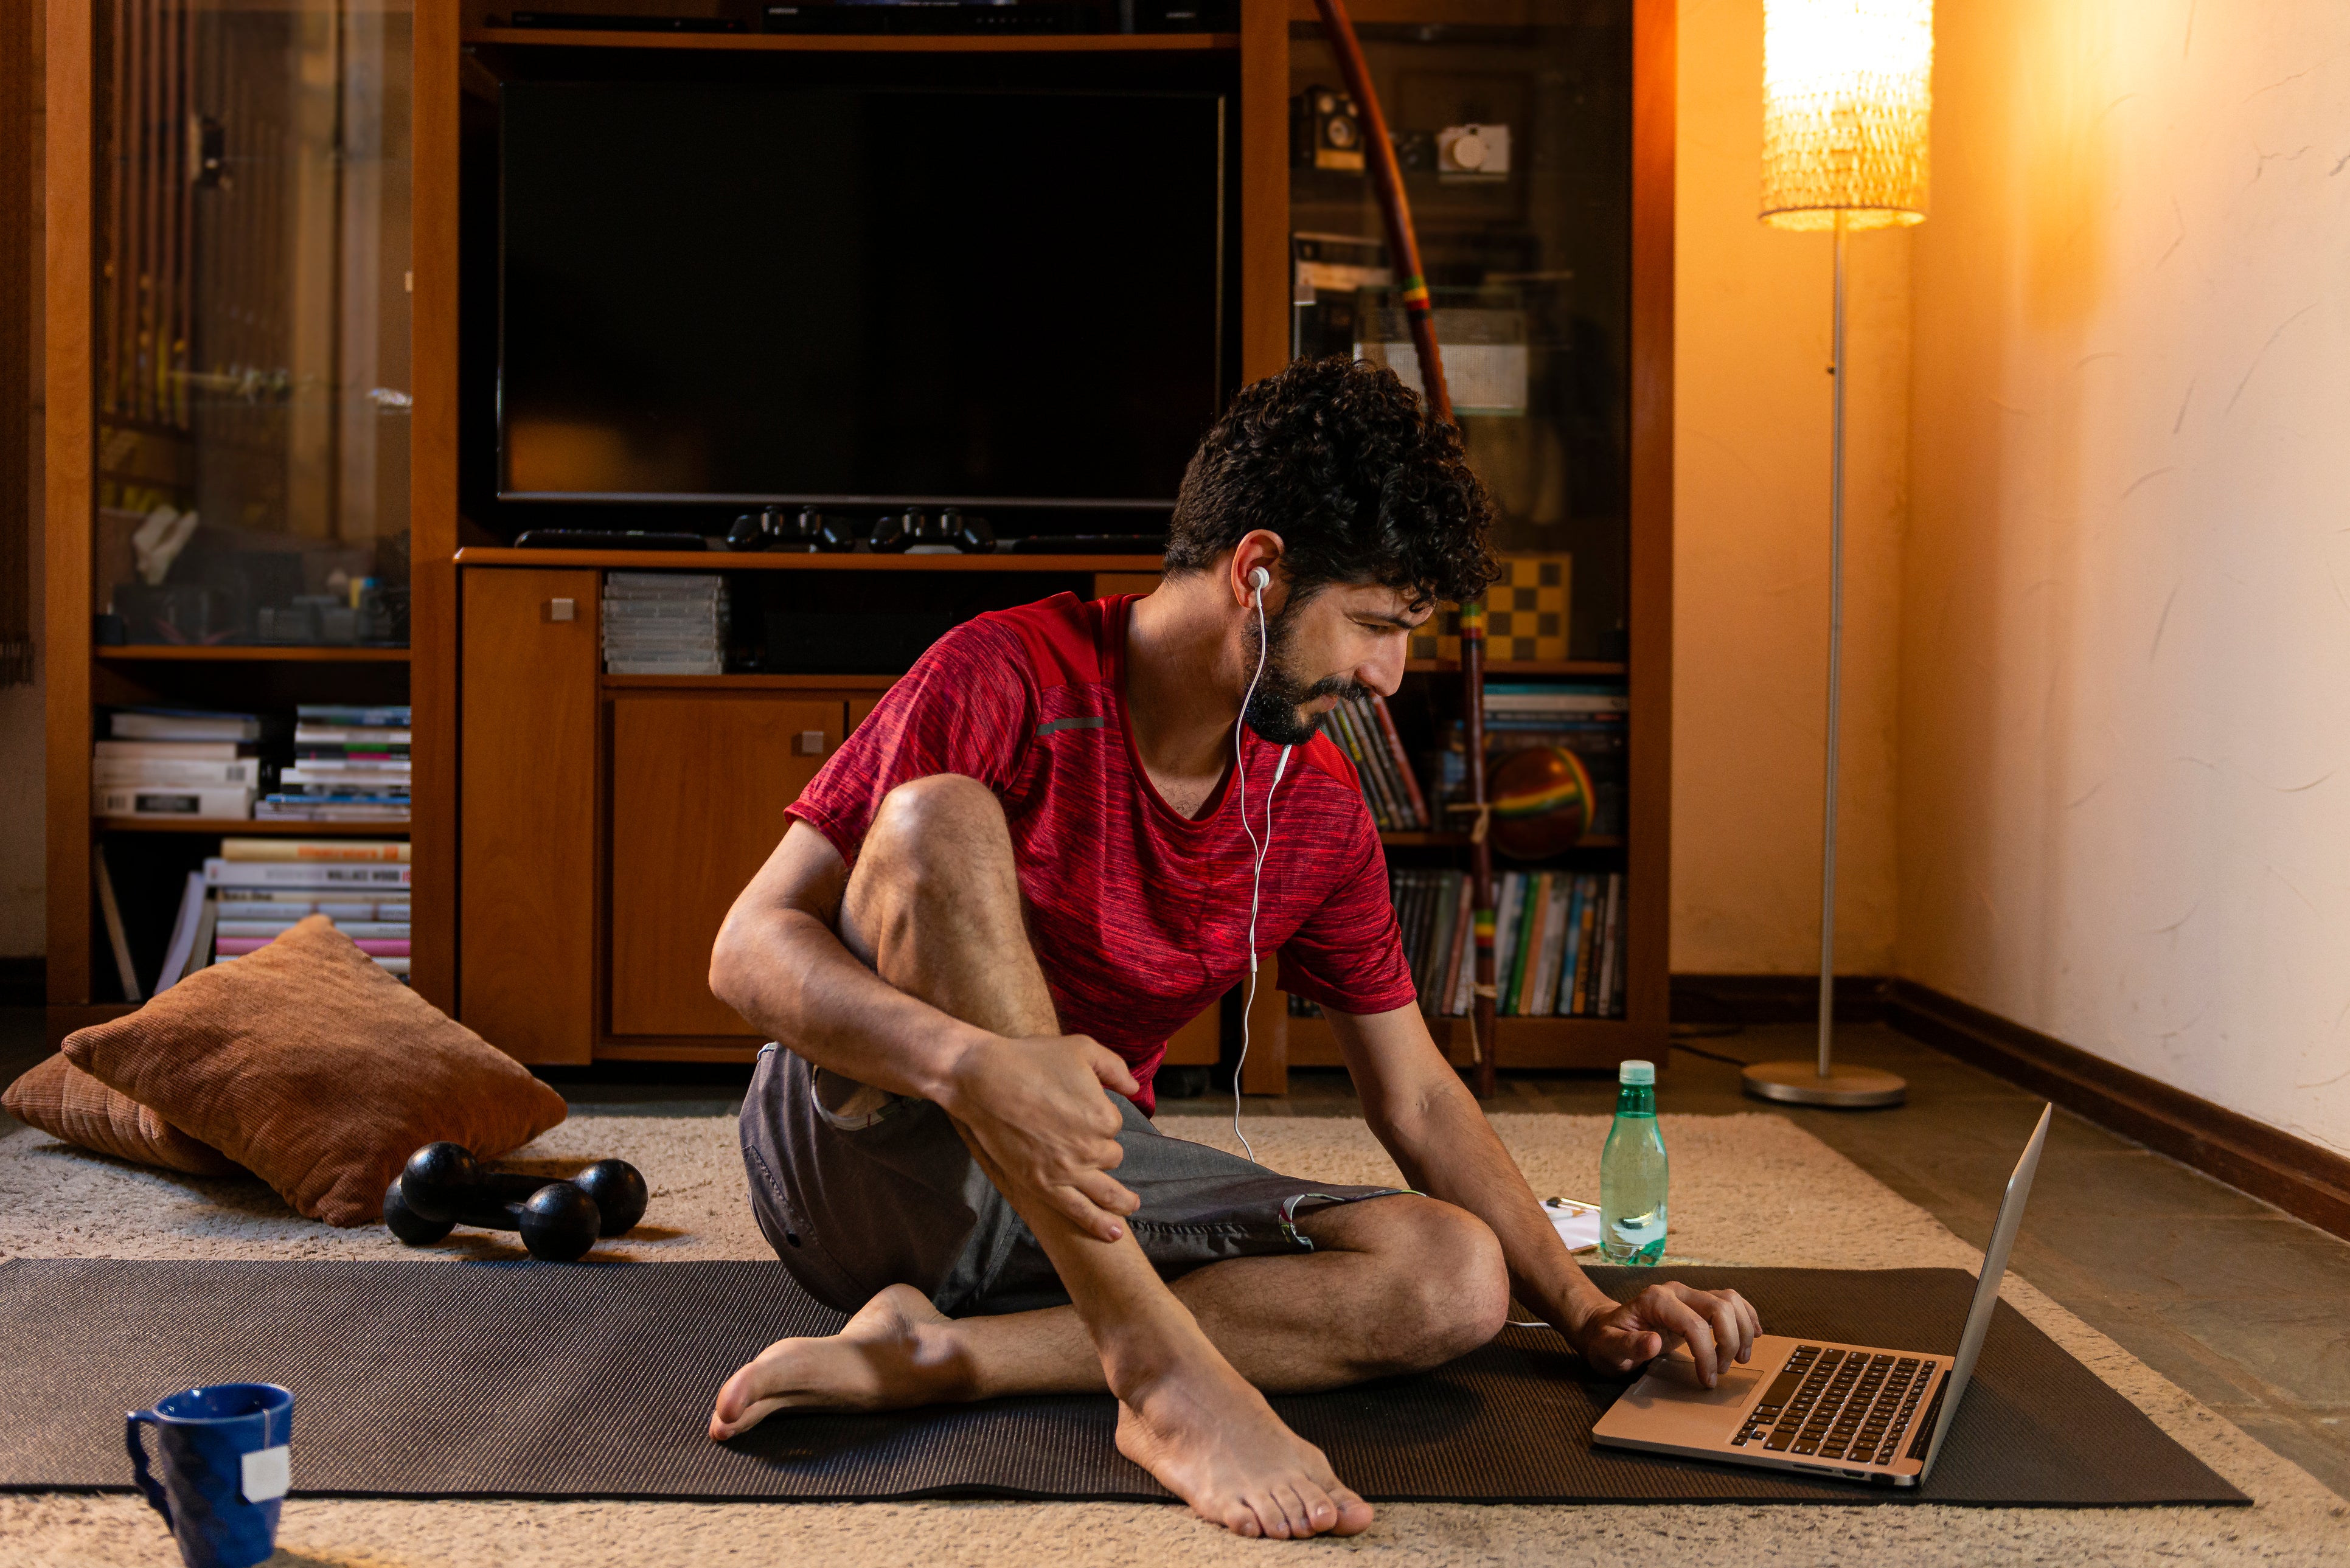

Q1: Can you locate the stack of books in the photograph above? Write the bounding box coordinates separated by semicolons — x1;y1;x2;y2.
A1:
1366;867;1627;1021
206;838;413;982
603;573;726;675
261;705;411;822
91;709;269;821
1326;691;1430;831
1483;682;1629;838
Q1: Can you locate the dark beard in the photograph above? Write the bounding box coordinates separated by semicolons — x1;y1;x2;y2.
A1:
1241;600;1362;746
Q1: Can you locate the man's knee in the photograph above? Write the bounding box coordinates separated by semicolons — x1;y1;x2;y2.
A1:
1343;1196;1510;1375
862;774;1009;886
845;775;1025;974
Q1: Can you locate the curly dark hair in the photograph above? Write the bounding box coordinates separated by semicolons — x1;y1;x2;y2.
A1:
1163;358;1500;609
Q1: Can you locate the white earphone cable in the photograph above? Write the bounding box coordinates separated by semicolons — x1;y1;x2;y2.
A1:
1231;572;1284;1165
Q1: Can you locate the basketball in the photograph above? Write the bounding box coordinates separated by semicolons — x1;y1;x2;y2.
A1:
1489;745;1594;859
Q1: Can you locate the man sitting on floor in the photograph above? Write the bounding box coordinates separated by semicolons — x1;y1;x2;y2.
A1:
704;358;1759;1539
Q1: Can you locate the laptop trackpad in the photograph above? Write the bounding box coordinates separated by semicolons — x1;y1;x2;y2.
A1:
1603;1350;1765;1444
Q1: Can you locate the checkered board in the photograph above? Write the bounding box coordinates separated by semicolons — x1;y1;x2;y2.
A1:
1410;553;1571;662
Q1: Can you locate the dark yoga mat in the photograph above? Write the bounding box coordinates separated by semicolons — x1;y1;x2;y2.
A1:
0;1258;2244;1507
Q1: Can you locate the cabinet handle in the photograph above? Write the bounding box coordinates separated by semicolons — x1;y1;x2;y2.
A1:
546;598;576;623
796;730;827;756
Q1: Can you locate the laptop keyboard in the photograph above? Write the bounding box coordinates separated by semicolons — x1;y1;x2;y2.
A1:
1729;1345;1938;1468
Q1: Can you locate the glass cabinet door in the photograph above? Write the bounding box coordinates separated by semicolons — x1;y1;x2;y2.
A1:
94;0;411;647
1288;4;1632;662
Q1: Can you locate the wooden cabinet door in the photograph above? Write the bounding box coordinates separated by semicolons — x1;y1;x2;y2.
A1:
461;569;599;1064
610;696;843;1036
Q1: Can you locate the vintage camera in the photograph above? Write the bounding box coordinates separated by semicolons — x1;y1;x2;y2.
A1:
1436;122;1510;179
1292;86;1364;172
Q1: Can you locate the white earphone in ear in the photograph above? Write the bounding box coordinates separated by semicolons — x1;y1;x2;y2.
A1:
1230;561;1284;1165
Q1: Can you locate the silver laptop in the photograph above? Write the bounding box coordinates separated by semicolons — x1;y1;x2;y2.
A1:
1592;1103;2051;1488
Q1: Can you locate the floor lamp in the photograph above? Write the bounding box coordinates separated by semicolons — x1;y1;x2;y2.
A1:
1742;0;1933;1109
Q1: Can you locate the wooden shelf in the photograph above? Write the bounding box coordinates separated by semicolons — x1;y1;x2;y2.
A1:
461;27;1239;55
96;817;410;836
455;547;1162;573
96;645;412;663
1408;659;1628;677
603;672;899;691
1276;1007;1658;1074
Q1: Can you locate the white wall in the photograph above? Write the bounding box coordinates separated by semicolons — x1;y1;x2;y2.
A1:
1902;0;2350;1153
1673;0;1908;976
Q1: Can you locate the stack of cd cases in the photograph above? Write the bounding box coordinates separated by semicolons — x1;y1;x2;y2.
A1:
603;574;726;675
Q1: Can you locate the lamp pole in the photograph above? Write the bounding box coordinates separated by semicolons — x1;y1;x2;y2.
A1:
1742;211;1906;1109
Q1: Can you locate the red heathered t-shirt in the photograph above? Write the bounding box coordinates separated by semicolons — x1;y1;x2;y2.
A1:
788;592;1415;1113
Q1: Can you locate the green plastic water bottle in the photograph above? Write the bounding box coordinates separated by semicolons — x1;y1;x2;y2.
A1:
1600;1059;1668;1264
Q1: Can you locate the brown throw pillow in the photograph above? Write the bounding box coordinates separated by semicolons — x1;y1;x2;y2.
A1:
63;915;568;1226
2;1053;243;1176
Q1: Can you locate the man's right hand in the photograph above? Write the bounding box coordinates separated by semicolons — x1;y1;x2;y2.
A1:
941;1032;1142;1241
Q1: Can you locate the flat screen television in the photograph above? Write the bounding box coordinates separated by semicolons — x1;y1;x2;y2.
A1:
498;81;1228;512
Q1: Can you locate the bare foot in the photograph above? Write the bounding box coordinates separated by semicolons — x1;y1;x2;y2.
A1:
1113;1358;1375;1540
709;1283;969;1440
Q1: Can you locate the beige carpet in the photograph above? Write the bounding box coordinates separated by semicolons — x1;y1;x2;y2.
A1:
2;1110;2341;1566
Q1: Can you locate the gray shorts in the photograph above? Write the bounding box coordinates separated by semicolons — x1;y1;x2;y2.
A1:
739;1043;1405;1317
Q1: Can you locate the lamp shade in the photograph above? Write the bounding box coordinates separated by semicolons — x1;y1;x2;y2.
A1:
1761;0;1933;230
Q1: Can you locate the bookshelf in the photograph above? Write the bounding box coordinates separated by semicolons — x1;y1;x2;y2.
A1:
1242;1;1675;1085
45;0;1669;1089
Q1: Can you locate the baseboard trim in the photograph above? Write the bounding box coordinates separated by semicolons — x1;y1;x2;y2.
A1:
1882;978;2350;1243
1671;973;1886;1025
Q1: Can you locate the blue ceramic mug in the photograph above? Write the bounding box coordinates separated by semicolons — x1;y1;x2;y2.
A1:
125;1383;296;1568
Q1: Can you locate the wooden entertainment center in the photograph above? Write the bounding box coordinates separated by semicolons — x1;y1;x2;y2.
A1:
44;0;1674;1091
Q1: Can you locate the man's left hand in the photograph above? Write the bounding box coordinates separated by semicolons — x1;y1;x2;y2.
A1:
1567;1283;1759;1387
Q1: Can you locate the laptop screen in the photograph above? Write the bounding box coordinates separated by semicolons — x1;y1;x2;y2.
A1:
1916;1103;2053;1477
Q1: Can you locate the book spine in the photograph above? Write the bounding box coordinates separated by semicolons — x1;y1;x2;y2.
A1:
92;759;263;786
1506;875;1537;1016
1554;875;1588;1015
218;838;411;863
1338;701;1398;829
1404;872;1433;1001
1438;870;1475;1020
215;919;411;939
1571;878;1602;1016
1366;693;1430;829
1489;875;1521;1017
1354;696;1412;829
204;859;412;887
1597;873;1625;1018
94;785;255;819
1518;873;1552;1015
93;740;246;760
1422;870;1460;1016
1528;876;1563;1016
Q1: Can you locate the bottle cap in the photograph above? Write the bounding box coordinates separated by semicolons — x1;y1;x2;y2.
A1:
1618;1059;1655;1085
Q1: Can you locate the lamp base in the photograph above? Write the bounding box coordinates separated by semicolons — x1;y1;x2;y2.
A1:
1741;1060;1907;1108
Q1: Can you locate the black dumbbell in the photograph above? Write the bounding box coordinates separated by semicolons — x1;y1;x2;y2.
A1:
385;1143;645;1261
573;1157;650;1238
